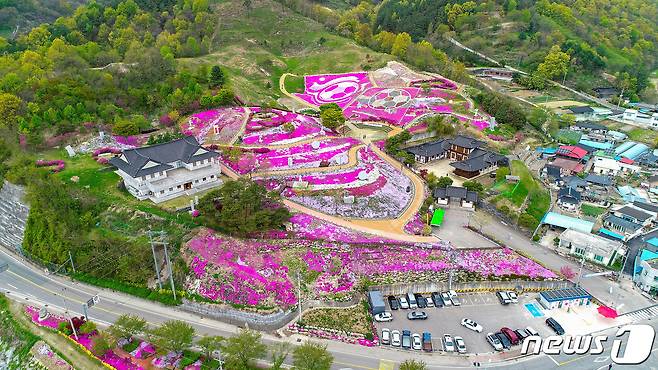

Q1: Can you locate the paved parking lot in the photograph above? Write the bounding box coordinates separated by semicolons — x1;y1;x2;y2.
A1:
432;209;499;249
373;292;556;354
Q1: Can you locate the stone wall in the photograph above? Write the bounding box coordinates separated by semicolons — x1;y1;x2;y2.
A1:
0;181;29;252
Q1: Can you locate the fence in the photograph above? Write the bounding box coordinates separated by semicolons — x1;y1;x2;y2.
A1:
180;295;361;332
369;279;571;296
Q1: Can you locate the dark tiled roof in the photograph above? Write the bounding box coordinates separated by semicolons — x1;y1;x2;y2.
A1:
109;136;218;178
406;139;450;158
545;165;561;179
604;214;642;232
433;186;478;203
563;176;587;189
616;206;652;222
584;174;612;186
568;106;594;114
574;121;607;131
450;149;508;172
633;201;658;214
450;135;485;149
558;186;581;204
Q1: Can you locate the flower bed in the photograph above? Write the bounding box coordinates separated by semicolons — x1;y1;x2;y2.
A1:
222;137;359;174
297;303;373;338
288;323;377;347
113;135;146;148
185;231;297;307
241;110;329;146
404;212;426;235
92;147;122;164
182;107;248;144
286;147;413;219
294;72;372;108
36;159;65;173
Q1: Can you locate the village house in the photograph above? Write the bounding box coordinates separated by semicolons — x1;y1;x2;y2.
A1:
433;186;479;209
558;229;625;267
557;186;581;211
567;106;595;121
110;136;222;203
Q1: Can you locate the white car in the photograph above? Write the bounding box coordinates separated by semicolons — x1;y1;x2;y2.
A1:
508;291;519;304
412;333;422;350
461;318;483;333
526;326;539;337
455;336;467;353
391;330;401;347
443;334;455;352
381;328;391;345
449;290;461;306
374;312;393;322
399;296;409;309
486;332;503;351
441;292;452;306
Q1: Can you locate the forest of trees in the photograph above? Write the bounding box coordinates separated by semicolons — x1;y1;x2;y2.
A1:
0;0;233;147
338;0;657;102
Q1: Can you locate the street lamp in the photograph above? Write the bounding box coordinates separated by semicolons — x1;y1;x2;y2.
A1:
58;288;79;340
575;244;592;287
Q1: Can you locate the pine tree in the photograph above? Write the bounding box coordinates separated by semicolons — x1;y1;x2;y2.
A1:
209;65;225;87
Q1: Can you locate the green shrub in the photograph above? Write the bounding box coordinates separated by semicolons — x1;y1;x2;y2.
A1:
518;212;539;230
122;340;140;353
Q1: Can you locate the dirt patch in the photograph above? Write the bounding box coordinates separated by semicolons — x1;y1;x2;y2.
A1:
538;100;588;109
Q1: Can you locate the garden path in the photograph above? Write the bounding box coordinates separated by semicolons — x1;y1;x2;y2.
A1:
251;144;365;177
220;162;437;243
226;106;252;145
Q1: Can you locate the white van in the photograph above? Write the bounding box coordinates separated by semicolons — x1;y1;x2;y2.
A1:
496;291;512;305
407;292;418;309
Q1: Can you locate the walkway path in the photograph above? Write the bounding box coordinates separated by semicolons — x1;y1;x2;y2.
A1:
251;144;364;177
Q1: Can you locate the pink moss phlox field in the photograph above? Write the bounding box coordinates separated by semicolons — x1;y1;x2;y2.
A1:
294;73;372;108
186;232;297;307
404;212;426;235
36;159;65;173
242;110;329;145
183;107;248;143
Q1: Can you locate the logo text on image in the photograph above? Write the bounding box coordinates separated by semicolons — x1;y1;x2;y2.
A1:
521;324;656;365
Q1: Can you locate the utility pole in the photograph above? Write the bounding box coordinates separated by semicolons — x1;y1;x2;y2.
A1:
617;87;625;109
148;229;163;290
68;251;76;274
576;244;590;287
59;288;79;340
163;238;176;301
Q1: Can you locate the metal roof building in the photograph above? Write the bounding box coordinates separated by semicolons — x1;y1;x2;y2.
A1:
539;287;592;310
541;212;594;233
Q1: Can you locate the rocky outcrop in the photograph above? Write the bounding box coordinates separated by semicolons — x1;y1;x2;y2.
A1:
0;181;29;252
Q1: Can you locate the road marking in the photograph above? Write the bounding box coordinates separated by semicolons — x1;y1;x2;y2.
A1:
378;359;395;370
7;283;17;290
545;354;559;366
594;356;609;363
334;361;376;370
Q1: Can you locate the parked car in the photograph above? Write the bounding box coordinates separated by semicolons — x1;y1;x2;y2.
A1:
407;311;428;320
415;294;427;308
546;318;565;335
515;329;530;341
412;333;422;350
407;292;418;309
381;328;391;345
402;330;412;349
441;292;453;306
486;332;503;351
422;332;433;352
426;296;435;308
388;296;399;310
495;332;511;349
448;290;462;306
399;296;409;309
496;291;512;305
454;336;467;353
443;334;455;352
501;327;520;345
391;330;401;347
507;291;519;304
374;312;393;322
461;318;483;333
431;292;443;307
526;326;539;337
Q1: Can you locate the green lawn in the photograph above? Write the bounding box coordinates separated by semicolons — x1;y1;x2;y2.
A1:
494;160;550;222
178;0;392;104
581;204;607;217
626;128;658;145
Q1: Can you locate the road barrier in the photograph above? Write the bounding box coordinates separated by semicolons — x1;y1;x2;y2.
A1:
369;279;570;296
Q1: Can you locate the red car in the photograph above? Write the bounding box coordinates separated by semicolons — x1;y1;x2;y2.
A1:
501;327;519;345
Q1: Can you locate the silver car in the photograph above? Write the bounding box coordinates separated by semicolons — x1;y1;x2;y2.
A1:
399;296;409;309
486;332;503;351
381;328;391;345
455;336;467;353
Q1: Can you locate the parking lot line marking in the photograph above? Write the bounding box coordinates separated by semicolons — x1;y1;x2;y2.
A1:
378;360;396;370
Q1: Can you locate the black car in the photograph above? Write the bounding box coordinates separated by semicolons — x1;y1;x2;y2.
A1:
388;295;400;310
546;318;565;335
431;292;443;308
495;332;512;349
415;293;427;308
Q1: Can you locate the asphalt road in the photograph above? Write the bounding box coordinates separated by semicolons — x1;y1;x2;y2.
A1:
2;234;658;369
625;229;658;276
